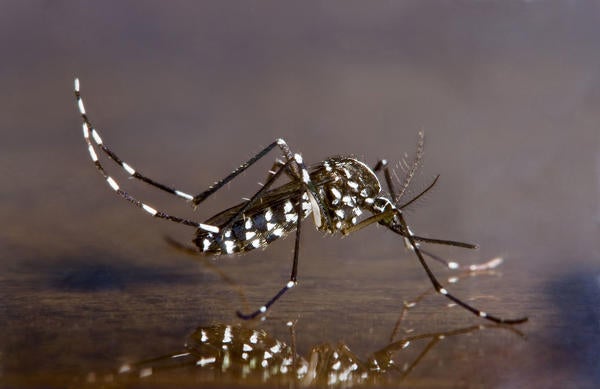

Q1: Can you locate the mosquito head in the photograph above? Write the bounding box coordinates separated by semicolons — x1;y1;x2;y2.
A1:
370;196;403;229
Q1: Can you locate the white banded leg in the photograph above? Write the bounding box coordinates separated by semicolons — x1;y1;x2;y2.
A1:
75;78;331;231
74;79;197;202
191;139;290;205
374;155;476;270
75;80;306;210
341;206;473;270
395;211;528;325
74;78;218;233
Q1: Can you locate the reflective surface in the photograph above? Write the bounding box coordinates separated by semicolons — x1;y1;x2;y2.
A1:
1;1;598;388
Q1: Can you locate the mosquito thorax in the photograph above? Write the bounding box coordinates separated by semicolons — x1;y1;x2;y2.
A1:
311;157;383;233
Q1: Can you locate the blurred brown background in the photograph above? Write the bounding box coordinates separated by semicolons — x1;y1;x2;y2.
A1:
1;1;598;387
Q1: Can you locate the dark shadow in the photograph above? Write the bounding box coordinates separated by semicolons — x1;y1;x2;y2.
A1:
544;268;600;386
16;251;207;292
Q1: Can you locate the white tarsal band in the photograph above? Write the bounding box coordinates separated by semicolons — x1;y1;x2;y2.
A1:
142;204;157;215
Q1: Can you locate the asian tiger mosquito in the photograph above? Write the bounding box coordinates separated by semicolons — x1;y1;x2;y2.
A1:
74;78;527;324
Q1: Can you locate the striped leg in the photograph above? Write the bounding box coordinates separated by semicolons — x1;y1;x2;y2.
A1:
75;78;219;233
74;79;198;202
74;79;292;204
74;78;330;232
74;79;326;232
395;211;528;324
191;139;294;206
374;154;477;270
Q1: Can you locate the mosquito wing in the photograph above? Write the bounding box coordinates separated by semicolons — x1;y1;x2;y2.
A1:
195;180;311;254
202;180;304;227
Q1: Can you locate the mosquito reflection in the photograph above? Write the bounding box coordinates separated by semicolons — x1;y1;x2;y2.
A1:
111;321;523;387
89;256;524;387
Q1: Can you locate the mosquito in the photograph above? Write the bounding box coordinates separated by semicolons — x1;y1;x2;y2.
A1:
73;78;527;324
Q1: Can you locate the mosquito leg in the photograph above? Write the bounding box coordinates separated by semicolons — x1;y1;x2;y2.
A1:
388;288;431;343
388;256;505;342
395;211;528;324
76;122;220;233
410;235;477;250
341;205;474;276
263;158;290;184
341;210;395;235
342;210;474;250
192;140;286;206
373;154;477;260
191;137;326;224
74;78;318;219
74;78;200;201
74;78;319;234
236;194;303;320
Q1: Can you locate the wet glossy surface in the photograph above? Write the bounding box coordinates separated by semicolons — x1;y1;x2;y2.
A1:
1;2;599;388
